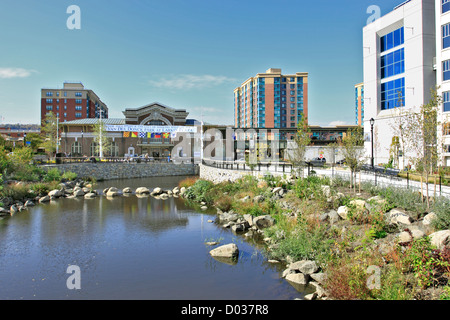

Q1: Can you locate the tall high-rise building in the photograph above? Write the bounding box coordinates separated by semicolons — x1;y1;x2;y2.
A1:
355;82;364;126
41;82;108;124
234;68;308;129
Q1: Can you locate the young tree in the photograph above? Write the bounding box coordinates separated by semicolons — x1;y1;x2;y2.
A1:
390;93;409;169
40;111;59;156
287;114;311;178
92;119;111;158
403;87;441;208
336;126;365;189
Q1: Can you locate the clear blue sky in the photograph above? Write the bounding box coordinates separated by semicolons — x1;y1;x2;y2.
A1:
0;0;406;126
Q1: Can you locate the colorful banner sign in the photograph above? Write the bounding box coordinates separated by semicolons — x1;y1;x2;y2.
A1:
106;125;197;133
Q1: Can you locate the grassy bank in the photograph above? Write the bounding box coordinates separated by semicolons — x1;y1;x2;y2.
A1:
0;146;86;207
179;174;450;300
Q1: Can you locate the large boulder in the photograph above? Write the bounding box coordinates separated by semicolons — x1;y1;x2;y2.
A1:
350;199;366;210
397;228;426;244
285;273;310;286
289;260;319;275
387;208;413;226
84;192;97;199
73;189;85;197
106;187;120;197
48;189;62;198
209;243;239;259
423;212;437;226
429;230;450;250
219;211;239;223
337;206;349;220
151;187;162;196
135;187;150;195
123;187;133;194
253;215;275;230
39;195;50;203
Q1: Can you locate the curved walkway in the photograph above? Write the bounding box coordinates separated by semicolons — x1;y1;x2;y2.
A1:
201;160;450;198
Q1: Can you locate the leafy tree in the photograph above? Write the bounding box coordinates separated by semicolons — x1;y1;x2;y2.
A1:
40;111;59;156
92;120;111;158
403;87;441;208
287;113;311;178
24;132;43;152
336;126;365;189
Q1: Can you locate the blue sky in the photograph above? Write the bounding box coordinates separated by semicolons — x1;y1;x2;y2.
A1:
0;0;406;126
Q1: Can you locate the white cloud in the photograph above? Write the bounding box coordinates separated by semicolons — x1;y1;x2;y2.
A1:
328;120;350;126
148;74;236;90
0;68;36;79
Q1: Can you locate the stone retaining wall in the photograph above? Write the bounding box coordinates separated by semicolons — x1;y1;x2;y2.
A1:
42;162;199;181
199;164;289;184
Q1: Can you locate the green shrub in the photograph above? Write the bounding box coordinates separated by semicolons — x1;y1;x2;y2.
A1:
183;179;214;203
44;168;61;182
61;171;77;181
431;197;450;230
29;182;51;197
265;217;332;263
1;183;33;200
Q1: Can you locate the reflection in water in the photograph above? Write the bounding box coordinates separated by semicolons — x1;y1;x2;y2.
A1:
0;176;303;300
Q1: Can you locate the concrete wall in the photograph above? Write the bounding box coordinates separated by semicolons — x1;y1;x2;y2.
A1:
42;162;199;181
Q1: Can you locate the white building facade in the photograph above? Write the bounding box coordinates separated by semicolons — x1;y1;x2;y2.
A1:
436;0;450;166
363;0;437;169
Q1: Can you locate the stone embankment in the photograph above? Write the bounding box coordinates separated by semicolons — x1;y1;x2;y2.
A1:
182;175;450;300
42;162;199;181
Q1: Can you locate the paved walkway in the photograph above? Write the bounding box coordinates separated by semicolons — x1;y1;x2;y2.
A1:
204;161;450;198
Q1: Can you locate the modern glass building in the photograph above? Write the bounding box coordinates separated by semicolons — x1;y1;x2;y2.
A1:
362;0;436;168
234;68;308;131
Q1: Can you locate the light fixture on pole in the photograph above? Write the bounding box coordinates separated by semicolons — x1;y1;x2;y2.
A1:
370;118;375;168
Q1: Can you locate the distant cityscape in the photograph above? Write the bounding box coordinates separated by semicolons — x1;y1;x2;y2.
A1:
1;0;450;168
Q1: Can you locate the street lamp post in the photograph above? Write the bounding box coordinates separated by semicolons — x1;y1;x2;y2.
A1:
370;118;375;168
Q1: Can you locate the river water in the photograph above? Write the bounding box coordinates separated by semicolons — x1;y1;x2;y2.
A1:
0;176;306;300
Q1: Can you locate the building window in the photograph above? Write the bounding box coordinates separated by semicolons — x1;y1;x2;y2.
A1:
75;106;82;110
443;0;450;14
75;112;82;118
443;23;450;49
90;142;99;157
46;105;52;111
75;92;82;97
75;99;82;104
110;142;119;157
443;91;450;112
46;99;53;103
381;48;404;78
443;60;450;81
380;26;404;52
46;92;53;97
71;141;81;155
381;77;405;110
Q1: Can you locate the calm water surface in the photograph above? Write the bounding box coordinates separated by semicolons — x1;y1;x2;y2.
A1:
0;176;305;300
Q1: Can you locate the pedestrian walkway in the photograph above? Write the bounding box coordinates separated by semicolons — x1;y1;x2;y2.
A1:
202;160;450;198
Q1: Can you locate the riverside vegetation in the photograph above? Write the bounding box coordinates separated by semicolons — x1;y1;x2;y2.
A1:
2;146;450;300
0;146;87;212
178;174;450;300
